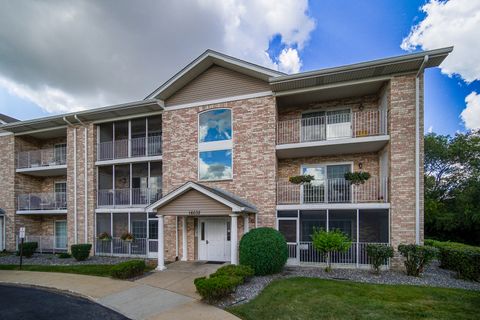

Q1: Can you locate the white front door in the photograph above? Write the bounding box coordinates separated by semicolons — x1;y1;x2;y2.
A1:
199;218;230;261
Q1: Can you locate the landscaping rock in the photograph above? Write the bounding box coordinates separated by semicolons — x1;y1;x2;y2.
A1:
0;253;133;265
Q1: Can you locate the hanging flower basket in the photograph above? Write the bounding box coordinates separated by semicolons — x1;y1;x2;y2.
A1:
344;171;371;185
121;232;135;242
288;174;315;185
98;232;112;241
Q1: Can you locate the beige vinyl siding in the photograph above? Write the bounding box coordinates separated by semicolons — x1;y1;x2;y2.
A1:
165;65;271;106
157;189;231;216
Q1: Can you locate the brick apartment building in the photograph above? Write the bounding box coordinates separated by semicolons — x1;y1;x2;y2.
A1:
0;47;452;269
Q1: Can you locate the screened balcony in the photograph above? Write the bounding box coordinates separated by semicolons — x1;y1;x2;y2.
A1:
277;177;388;205
97;188;162;207
97;116;162;161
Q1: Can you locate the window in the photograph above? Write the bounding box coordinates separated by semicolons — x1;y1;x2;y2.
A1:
198;109;232;181
301;164;352;203
278;220;297;242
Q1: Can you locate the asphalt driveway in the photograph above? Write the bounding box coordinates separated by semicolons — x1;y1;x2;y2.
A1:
0;284;129;320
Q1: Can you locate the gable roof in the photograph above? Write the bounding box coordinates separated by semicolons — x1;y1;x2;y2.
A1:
0;113;18;124
145;49;284;101
146;181;257;213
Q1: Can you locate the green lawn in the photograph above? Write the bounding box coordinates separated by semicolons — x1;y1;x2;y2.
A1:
228;278;480;320
0;264;118;277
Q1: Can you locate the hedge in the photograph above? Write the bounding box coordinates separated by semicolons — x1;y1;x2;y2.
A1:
239;228;288;275
71;244;92;261
210;264;254;280
17;242;38;258
425;239;480;281
398;244;437;277
194;275;243;302
110;260;146;279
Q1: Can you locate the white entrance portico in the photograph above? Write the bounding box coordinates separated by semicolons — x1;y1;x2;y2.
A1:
146;182;256;271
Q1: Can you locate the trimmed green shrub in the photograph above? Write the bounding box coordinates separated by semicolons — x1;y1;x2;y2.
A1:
239;227;288;276
426;239;480;281
194;275;243;302
312;229;351;272
398;244;437;277
17;242;38;258
211;264;254;282
110;260;146;279
57;252;71;259
70;244;92;261
366;244;394;274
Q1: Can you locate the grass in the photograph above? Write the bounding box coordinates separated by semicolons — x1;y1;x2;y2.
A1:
0;264;119;277
228;278;480;320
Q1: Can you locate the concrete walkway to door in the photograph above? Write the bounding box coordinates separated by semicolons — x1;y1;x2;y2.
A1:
0;262;238;320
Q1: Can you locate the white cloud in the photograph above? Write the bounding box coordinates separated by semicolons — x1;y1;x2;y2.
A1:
427;126;434;133
0;1;315;114
401;0;480;83
461;92;480;130
278;48;302;74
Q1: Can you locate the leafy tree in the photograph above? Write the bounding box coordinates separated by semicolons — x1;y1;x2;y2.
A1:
424;130;480;245
311;229;351;272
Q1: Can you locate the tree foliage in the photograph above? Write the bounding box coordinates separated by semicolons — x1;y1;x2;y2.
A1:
424;130;480;245
311;229;351;272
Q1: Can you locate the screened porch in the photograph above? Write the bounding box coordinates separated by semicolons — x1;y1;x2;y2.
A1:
277;209;389;268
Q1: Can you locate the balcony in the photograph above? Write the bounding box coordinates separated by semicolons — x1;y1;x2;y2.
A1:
277;178;388;206
97;136;162;163
97;188;161;208
16;146;67;176
276;110;389;158
17;192;67;214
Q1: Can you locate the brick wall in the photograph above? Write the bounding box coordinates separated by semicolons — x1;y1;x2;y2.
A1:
389;73;424;257
162;95;277;261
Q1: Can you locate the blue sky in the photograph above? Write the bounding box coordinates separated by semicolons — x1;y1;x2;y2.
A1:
0;0;478;136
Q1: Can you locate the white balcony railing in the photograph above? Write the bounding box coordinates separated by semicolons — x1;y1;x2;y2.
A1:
97;136;162;161
18;192;67;211
16;235;68;253
97;188;161;207
277;110;387;145
95;238;147;256
277;177;388;205
287;242;390;267
17;146;67;169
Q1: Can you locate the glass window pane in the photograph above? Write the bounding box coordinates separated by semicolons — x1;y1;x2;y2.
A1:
277;210;298;218
359;209;389;243
326;164;351;179
199;109;232;143
199;150;232;180
328;210;357;241
300;210;326;241
148;220;158;239
130;213;147;239
278;220;297;242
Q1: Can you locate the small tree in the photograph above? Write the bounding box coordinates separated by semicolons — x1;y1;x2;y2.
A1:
366;244;394;274
311;229;351;272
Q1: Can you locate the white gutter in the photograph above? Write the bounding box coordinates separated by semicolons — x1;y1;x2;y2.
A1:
75;115;88;243
415;55;429;244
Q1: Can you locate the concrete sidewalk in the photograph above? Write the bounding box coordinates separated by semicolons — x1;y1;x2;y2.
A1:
0;270;239;320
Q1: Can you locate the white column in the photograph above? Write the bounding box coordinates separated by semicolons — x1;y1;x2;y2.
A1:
230;214;238;265
243;214;249;234
181;216;188;261
157;215;166;271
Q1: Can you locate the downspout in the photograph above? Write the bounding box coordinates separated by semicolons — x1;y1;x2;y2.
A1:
415;55;429;245
75;115;88;243
64;116;78;244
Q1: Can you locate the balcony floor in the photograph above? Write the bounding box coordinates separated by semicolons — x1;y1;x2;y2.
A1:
276;135;389;159
16;209;67;215
16;165;67;176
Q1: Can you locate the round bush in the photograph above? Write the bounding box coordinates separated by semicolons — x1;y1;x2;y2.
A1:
239;227;288;275
71;244;92;261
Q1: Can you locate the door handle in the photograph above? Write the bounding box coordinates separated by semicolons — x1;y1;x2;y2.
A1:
206;240;209;244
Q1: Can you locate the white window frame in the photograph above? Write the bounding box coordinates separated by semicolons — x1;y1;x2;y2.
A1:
198;109;233;181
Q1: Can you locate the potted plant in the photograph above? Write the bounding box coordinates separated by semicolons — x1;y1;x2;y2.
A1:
288;174;315;185
121;232;135;242
98;232;112;241
344;171;371;185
